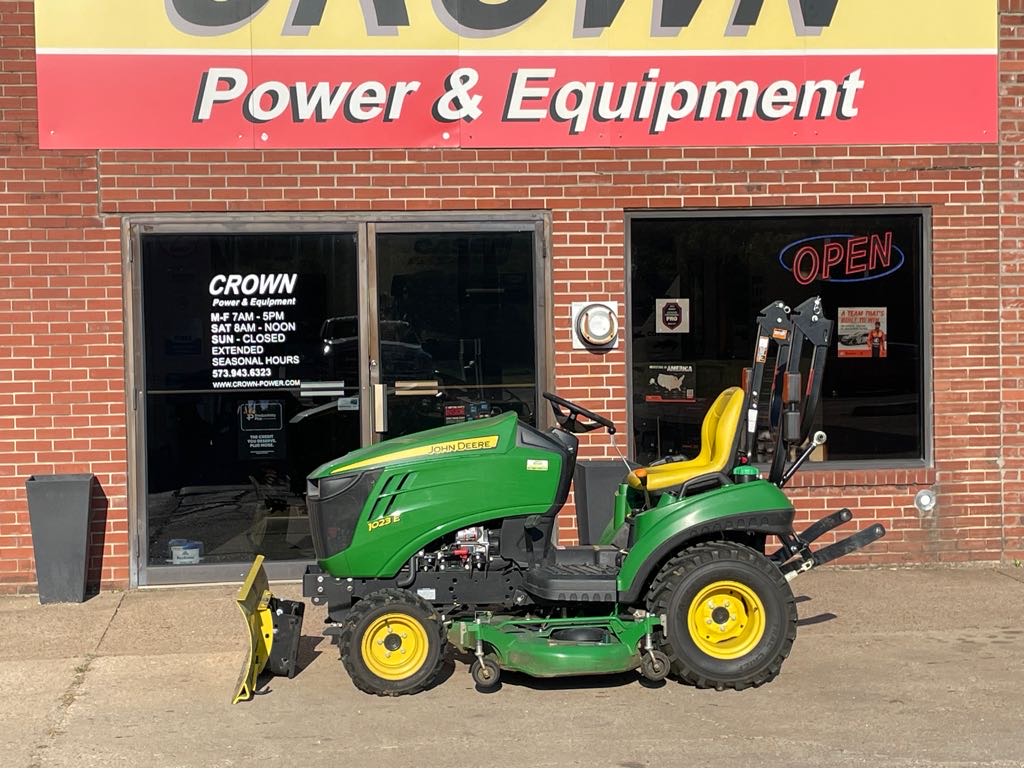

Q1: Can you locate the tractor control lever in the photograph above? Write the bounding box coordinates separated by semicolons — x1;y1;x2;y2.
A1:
542;391;616;435
780;431;827;487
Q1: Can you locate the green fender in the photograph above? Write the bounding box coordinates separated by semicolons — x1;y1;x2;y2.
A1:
615;480;795;604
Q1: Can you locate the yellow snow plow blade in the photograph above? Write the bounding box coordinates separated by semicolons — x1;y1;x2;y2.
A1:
233;555;274;704
232;555;306;704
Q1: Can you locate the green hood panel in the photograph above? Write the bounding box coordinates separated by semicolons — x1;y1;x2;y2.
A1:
310;412;570;578
309;411;520;478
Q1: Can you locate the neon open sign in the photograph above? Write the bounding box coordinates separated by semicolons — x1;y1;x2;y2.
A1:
778;232;905;285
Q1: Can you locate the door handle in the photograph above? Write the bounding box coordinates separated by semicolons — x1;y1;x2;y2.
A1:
394;380;439;396
373;383;388;433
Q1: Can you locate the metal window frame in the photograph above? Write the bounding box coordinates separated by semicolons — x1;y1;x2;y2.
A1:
122;212;552;588
623;206;933;471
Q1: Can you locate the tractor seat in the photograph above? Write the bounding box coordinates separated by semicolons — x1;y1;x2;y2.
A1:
627;387;745;493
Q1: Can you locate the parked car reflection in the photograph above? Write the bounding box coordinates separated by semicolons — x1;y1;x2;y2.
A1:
320;315;436;383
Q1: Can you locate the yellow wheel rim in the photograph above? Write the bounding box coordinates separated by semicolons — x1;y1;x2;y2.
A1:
687;580;766;660
360;612;430;681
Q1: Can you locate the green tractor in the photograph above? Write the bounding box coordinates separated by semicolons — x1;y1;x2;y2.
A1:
233;296;885;702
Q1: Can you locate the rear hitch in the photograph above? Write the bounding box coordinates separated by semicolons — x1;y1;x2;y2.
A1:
808;524;887;568
772;503;886;580
779;522;887;580
770;507;853;563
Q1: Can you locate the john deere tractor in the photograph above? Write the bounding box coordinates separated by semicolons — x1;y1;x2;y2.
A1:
234;296;885;701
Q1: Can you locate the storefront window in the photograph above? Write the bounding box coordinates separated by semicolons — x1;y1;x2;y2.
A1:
629;209;926;466
141;232;360;568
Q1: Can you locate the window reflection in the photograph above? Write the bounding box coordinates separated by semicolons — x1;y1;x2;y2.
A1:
376;231;538;437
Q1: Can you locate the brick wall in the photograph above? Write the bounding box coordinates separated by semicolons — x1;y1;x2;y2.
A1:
998;0;1024;565
1;2;127;593
1;2;1021;592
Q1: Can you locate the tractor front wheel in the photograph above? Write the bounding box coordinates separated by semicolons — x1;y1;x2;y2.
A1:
647;541;797;691
339;588;447;696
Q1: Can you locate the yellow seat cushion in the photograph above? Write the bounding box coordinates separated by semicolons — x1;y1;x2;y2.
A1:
628;387;744;492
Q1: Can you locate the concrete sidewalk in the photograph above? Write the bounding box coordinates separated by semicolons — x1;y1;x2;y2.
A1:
1;566;1022;768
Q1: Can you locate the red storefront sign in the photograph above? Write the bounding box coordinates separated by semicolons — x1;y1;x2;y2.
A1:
34;1;998;149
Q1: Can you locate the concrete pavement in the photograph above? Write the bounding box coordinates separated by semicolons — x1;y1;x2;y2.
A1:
1;566;1022;768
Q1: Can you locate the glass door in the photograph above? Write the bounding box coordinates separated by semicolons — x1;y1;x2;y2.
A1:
371;225;541;436
137;230;363;584
133;218;549;585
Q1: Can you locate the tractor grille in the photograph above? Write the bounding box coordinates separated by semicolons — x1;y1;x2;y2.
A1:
307;470;381;560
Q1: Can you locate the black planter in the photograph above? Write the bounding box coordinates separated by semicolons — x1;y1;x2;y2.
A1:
25;473;95;604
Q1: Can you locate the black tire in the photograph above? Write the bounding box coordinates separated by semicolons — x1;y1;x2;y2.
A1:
639;650;671;682
470;656;501;689
339;588;447;696
646;541;797;691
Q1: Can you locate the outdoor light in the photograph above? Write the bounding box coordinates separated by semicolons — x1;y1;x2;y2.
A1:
571;301;619;349
914;488;937;513
577;303;617;345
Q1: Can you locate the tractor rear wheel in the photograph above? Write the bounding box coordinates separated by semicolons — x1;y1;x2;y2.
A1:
647;541;797;691
339;588;447;696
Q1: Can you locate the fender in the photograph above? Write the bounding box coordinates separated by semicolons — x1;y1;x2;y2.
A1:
616;481;794;604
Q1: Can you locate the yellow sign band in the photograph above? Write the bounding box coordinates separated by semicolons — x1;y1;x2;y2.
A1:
35;0;996;53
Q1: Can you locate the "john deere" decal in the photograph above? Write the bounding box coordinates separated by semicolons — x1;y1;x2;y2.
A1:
332;436;500;474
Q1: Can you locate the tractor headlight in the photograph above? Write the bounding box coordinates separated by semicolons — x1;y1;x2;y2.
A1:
306;470;382;560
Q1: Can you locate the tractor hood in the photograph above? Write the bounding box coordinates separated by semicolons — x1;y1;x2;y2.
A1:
308;411;520;479
304;409;572;577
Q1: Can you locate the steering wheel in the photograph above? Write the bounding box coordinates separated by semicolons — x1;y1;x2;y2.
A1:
542;392;616;435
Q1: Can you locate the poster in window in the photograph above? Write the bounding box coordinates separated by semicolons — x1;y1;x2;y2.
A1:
838;307;887;358
237;400;286;460
644;364;696;403
655;298;690;334
444;404;467;424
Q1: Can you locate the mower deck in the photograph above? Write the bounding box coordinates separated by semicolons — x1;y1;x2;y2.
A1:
449;611;665;686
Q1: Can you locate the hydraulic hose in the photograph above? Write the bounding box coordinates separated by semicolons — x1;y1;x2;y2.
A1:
396;556;417;588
